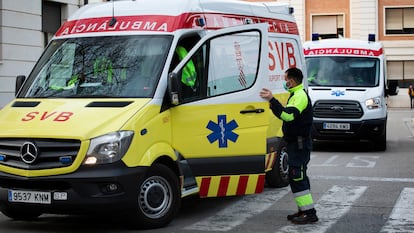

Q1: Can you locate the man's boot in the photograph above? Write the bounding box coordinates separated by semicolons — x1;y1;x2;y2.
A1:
291;208;318;224
287;210;303;221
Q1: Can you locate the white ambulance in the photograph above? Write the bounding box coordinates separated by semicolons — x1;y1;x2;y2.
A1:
303;35;398;151
0;0;305;228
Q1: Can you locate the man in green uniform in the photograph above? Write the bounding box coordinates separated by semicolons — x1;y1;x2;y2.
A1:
260;67;318;224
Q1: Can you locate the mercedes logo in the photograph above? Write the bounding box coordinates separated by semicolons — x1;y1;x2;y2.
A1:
20;142;39;164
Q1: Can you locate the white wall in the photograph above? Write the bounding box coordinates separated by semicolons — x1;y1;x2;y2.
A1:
350;0;378;40
0;0;42;107
0;0;80;108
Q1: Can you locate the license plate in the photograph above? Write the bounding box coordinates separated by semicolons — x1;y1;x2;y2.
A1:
8;190;51;204
323;122;350;130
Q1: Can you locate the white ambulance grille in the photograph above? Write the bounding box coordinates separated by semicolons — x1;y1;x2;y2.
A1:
313;100;363;119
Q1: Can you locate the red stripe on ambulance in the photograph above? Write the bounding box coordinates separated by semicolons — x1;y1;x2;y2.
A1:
255;174;265;193
217;176;230;197
304;47;383;56
199;174;266;198
236;175;249;195
199;177;212;197
55;13;298;37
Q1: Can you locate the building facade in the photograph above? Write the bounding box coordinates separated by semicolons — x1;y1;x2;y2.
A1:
0;0;413;108
0;0;84;107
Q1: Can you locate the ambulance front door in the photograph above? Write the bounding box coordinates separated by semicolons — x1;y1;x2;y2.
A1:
170;24;270;197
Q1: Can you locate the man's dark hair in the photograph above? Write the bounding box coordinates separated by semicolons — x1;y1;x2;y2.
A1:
285;67;303;84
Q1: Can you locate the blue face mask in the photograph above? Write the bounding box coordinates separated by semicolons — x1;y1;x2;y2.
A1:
283;81;289;91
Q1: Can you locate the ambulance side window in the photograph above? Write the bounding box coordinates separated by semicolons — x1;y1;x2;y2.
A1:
172;31;260;103
207;31;260;96
172;36;204;102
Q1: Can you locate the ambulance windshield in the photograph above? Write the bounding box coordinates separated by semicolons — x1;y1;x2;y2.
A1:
306;57;380;87
20;35;172;98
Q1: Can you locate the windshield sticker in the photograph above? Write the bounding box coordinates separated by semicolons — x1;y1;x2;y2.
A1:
207;115;239;148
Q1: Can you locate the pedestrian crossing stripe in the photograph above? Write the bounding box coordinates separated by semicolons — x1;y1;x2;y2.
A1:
187;185;368;232
278;185;367;233
196;174;265;198
185;187;290;231
380;187;414;233
265;152;277;172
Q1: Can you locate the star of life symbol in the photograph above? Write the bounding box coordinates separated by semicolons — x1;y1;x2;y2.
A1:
206;115;239;148
331;90;345;97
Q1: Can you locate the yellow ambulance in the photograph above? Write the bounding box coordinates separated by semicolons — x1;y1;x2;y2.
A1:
0;0;306;228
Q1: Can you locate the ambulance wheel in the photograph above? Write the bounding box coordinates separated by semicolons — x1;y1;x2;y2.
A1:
265;142;289;188
0;205;42;220
374;127;387;151
129;163;181;229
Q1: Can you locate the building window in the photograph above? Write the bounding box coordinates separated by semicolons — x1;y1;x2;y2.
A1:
387;61;414;87
42;1;62;46
312;15;344;39
385;7;414;35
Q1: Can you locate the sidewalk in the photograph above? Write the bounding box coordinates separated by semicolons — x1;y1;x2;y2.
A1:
387;88;412;109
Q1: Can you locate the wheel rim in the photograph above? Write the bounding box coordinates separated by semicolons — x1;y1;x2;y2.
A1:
138;176;172;219
279;148;289;179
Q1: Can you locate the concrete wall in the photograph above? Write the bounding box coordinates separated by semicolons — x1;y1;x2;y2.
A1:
0;0;43;107
0;0;80;108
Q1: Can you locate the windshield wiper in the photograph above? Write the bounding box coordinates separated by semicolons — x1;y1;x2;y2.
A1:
66;94;116;98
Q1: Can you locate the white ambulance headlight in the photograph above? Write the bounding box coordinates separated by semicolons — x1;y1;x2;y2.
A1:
84;131;134;165
365;96;382;110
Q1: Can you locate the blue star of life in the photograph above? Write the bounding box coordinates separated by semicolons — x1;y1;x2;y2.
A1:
331;90;345;96
206;115;239;148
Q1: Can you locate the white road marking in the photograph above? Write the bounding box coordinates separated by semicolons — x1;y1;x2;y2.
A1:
312;155;340;167
313;175;414;183
380;187;414;233
184;187;290;231
403;118;414;137
346;156;379;168
276;185;367;233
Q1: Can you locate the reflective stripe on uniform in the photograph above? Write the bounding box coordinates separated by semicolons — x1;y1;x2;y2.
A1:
292;165;304;181
294;189;315;211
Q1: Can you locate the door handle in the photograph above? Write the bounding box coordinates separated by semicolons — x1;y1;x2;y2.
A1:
240;108;265;114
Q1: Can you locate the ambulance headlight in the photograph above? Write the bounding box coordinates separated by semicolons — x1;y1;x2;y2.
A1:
365;96;382;110
84;131;134;165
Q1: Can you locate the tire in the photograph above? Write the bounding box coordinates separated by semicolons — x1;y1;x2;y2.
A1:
265;141;289;188
0;205;42;220
374;127;387;151
128;163;181;229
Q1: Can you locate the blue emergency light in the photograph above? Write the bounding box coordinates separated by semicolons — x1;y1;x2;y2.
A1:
368;34;376;42
312;33;319;41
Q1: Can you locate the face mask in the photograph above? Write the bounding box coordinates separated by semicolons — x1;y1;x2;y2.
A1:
283;80;290;91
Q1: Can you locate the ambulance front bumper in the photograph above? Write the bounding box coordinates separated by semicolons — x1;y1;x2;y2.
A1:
0;162;148;215
311;118;386;141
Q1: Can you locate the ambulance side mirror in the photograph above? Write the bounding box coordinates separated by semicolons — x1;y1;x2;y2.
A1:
168;72;181;105
15;75;26;96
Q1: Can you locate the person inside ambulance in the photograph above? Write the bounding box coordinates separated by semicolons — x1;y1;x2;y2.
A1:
170;36;201;100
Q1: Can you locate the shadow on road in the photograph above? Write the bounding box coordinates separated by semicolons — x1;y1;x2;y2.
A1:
312;140;378;152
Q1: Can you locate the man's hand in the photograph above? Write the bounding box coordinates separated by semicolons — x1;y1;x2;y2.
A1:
260;88;274;101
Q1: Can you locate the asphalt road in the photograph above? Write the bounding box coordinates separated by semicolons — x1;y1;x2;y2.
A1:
1;108;413;233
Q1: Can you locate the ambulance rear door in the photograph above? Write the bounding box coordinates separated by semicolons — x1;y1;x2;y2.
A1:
168;24;270;197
